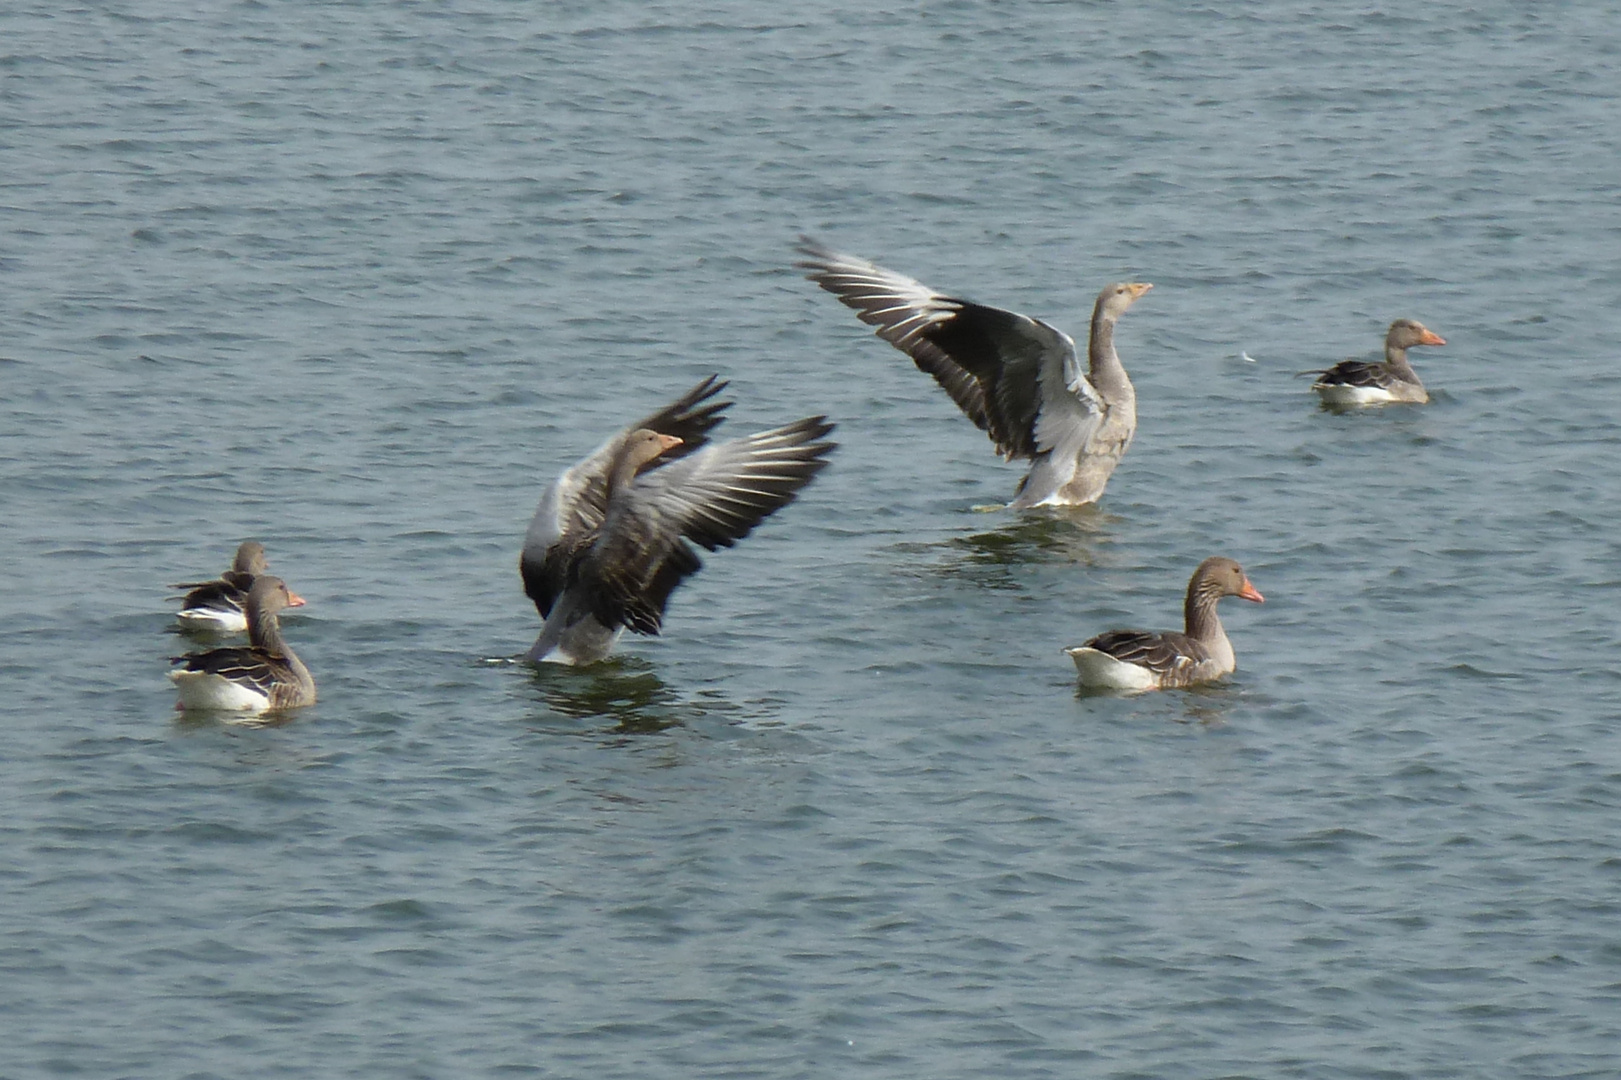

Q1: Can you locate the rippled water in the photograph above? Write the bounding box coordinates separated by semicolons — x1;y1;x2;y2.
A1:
5;2;1621;1076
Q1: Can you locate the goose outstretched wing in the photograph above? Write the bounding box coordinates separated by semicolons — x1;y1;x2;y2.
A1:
580;416;836;634
798;239;1103;461
521;376;732;618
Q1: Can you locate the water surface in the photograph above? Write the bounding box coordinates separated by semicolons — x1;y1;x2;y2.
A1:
3;2;1620;1077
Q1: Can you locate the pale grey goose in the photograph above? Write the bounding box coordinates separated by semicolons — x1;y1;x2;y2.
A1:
797;238;1150;508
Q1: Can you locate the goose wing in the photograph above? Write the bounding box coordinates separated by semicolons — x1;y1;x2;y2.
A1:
580;416;836;635
174;571;254;610
170;647;288;699
798;239;1102;461
1082;629;1208;682
1310;360;1389;389
520;376;732;618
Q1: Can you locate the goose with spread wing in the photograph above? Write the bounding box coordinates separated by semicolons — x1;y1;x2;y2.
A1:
1065;557;1264;692
797;238;1150;508
170;575;315;714
521;376;836;665
1310;319;1446;406
171;540;303;633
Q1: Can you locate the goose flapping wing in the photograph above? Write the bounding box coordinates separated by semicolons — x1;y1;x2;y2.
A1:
521;376;733;618
580;416;836;635
797;239;1104;461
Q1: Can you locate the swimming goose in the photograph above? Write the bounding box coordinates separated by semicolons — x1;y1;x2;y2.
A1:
521;376;836;665
171;540;304;632
1065;557;1264;692
797;238;1150;508
169;575;316;713
1310;319;1446;406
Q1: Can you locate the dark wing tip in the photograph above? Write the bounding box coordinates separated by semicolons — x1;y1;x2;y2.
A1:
794;234;832;263
778;414;837;444
687;373;730;403
794;236;857;281
644;375;734;459
670;374;731;418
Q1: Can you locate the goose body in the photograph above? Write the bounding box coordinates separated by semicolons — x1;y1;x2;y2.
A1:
1065;557;1264;692
521;377;836;665
1311;320;1446;406
170;576;315;714
171;541;304;632
798;239;1149;508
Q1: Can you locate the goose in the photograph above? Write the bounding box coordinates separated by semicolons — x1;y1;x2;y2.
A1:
171;540;303;632
521;376;836;665
1065;557;1264;692
1310;319;1446;406
169;575;316;713
797;238;1150;508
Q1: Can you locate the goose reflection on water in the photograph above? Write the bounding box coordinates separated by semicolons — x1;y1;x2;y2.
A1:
525;658;712;734
900;506;1116;591
951;506;1116;565
1074;672;1242;727
171;708;304;733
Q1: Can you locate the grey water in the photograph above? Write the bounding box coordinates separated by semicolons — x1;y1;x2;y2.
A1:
3;1;1620;1076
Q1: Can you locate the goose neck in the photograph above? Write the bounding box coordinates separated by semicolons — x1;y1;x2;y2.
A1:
1088;306;1131;399
1383;343;1419;381
1183;581;1226;644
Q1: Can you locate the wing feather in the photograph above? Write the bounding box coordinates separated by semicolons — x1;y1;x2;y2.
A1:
1082;629;1207;683
172;571;254;611
520;376;732;618
798;239;1096;460
580;416;837;634
1311;360;1389;389
170;647;286;698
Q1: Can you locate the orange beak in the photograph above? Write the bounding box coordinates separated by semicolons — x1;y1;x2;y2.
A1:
286;592;308;608
655;434;684;453
1127;282;1153;299
1419;329;1446;346
1238;578;1264;604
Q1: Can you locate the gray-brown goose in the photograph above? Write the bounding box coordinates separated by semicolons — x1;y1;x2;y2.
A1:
170;576;316;713
171;540;302;633
797;238;1150;508
521;377;836;665
1064;557;1264;692
1310;319;1446;406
